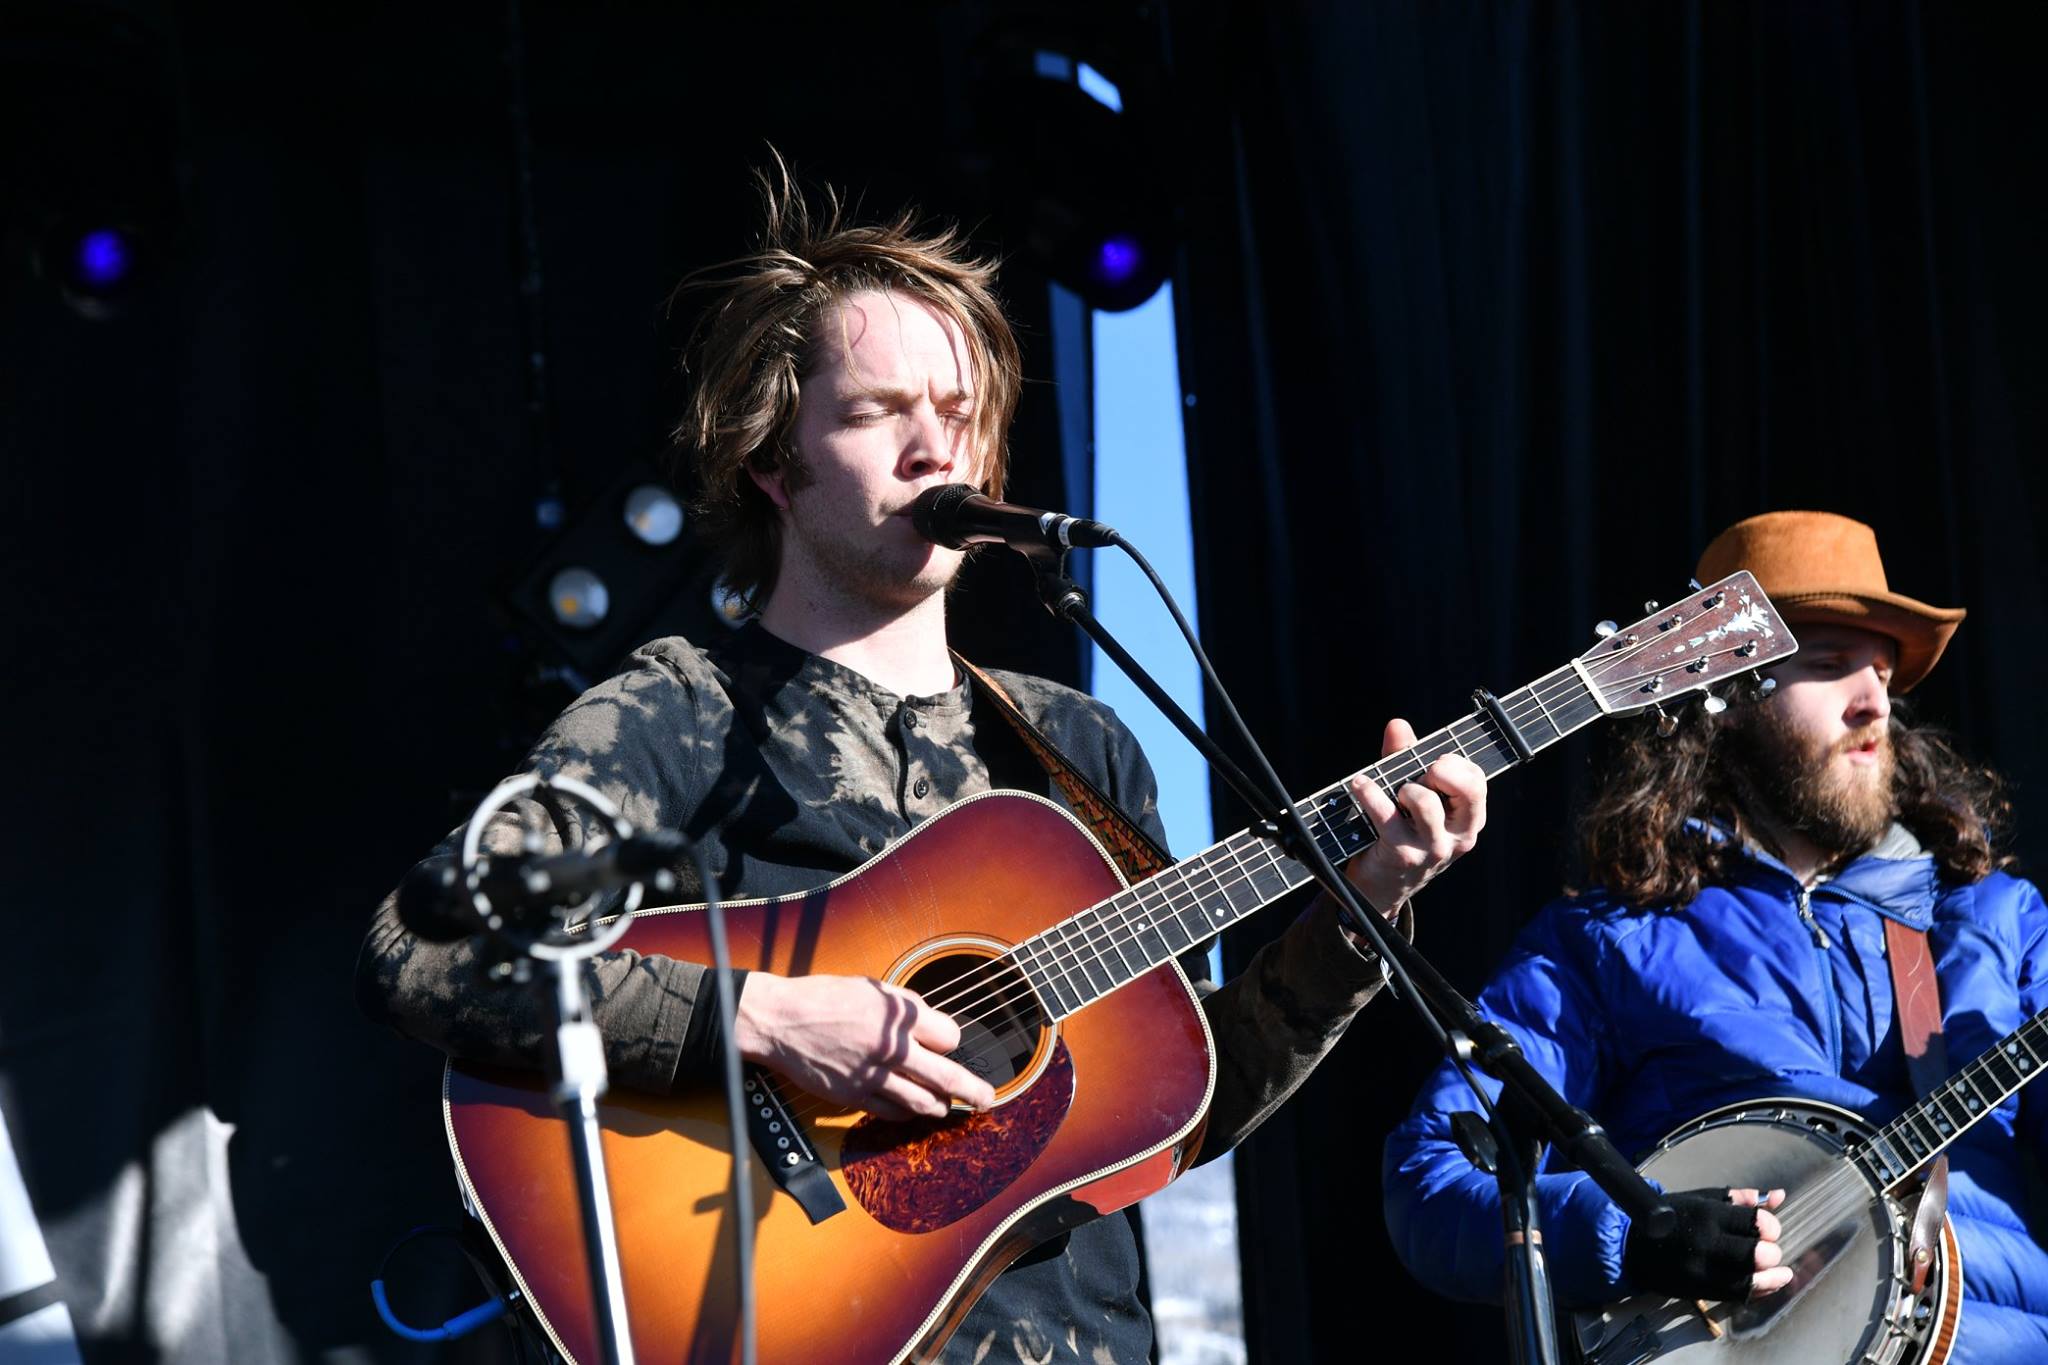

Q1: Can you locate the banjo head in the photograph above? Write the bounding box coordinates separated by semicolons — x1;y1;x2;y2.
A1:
1571;1098;1951;1365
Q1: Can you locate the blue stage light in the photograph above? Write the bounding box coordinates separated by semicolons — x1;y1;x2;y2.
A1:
1094;236;1144;287
72;228;137;291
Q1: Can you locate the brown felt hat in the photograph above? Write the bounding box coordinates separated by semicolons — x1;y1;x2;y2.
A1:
1695;510;1965;694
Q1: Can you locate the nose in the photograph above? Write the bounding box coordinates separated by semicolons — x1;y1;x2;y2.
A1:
1848;663;1891;726
899;408;961;481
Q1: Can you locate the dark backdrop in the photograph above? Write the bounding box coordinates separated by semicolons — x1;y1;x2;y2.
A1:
1167;1;2048;1359
3;1;2045;1362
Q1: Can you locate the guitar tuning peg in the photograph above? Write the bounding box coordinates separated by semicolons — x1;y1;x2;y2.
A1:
1594;619;1619;639
1701;693;1728;716
1687;578;1703;592
1651;703;1677;737
1746;670;1777;699
1644;600;1661;613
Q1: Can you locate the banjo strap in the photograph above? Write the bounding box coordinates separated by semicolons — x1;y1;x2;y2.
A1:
1882;915;1952;1296
1882;917;1950;1098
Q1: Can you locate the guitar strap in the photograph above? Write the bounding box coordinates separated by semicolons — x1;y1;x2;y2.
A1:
1882;914;1951;1296
954;654;1172;884
955;657;1220;1165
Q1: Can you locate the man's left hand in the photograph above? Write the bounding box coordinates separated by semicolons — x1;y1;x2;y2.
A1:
1343;718;1488;917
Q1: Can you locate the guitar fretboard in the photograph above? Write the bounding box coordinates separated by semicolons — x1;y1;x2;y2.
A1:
1856;1007;2048;1193
1010;665;1608;1018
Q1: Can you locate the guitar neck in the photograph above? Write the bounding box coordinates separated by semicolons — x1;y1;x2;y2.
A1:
1012;664;1608;1019
1859;1007;2048;1194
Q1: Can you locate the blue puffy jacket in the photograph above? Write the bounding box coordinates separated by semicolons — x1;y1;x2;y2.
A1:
1383;826;2048;1362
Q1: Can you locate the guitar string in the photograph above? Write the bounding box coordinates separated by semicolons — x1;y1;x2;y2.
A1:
907;636;1755;1028
910;712;1502;1025
772;640;1763;1124
770;669;1603;1124
906;670;1583;1026
855;644;1735;1075
786;637;1778;1122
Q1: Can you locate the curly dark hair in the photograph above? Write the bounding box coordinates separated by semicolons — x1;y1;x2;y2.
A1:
1576;698;2014;905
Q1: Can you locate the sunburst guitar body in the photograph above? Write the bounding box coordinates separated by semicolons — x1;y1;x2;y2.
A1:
445;792;1213;1365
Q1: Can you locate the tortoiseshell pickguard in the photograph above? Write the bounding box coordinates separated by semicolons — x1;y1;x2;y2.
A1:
840;1041;1075;1233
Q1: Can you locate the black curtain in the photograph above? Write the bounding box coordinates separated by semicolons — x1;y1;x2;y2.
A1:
1;4;1085;1360
1168;2;2048;1359
10;1;2048;1362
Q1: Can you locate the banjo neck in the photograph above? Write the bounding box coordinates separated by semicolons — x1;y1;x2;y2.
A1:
1856;1003;2048;1193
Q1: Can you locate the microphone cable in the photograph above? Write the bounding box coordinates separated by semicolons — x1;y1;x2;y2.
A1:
685;839;758;1365
1104;533;1500;1124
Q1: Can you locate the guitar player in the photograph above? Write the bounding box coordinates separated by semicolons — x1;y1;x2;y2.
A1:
1383;511;2048;1361
356;162;1488;1363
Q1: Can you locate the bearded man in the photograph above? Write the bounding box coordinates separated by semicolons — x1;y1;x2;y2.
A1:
1383;510;2048;1361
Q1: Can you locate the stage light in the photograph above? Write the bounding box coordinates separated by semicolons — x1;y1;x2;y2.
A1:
1093;236;1145;289
969;29;1177;312
623;484;684;546
547;567;610;629
73;228;136;289
39;221;156;319
710;577;750;629
508;458;712;675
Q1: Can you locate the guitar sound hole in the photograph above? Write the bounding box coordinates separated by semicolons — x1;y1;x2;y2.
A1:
901;952;1048;1092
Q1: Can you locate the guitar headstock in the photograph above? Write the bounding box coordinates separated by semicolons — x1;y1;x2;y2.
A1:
1576;571;1799;716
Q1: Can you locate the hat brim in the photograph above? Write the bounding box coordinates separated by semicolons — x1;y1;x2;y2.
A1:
1773;589;1965;693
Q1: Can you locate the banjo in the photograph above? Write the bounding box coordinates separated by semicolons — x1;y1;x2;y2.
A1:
1572;1005;2048;1364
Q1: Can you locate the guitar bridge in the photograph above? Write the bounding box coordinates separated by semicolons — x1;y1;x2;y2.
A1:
744;1069;844;1225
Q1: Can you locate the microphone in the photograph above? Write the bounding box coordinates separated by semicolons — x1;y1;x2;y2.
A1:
910;484;1118;553
396;830;687;943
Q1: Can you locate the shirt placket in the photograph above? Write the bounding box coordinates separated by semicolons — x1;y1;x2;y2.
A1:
897;702;944;820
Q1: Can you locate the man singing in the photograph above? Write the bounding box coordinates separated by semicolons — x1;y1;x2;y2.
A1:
358;165;1488;1363
1384;510;2048;1360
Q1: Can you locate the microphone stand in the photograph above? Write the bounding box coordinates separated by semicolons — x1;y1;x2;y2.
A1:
459;772;643;1365
1028;551;1664;1365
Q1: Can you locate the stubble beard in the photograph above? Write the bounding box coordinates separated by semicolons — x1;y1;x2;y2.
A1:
1723;704;1899;859
782;504;962;619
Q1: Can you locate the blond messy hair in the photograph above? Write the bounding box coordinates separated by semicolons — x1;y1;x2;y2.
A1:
672;153;1023;604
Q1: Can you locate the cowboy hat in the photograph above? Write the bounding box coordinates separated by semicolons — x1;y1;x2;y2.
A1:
1695;510;1965;693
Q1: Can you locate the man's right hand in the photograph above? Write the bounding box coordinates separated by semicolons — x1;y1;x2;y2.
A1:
732;973;998;1121
1621;1187;1792;1301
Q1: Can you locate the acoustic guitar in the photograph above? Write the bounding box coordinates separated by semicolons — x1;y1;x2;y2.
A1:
445;572;1795;1364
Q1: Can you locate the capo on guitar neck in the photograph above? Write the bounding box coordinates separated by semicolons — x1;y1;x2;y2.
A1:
1473;688;1535;764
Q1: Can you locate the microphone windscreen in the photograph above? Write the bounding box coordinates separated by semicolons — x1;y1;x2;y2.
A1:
910;484;979;548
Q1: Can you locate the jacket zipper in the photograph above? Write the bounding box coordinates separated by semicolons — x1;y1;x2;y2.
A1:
1794;884;1831;948
1796;883;1843;1071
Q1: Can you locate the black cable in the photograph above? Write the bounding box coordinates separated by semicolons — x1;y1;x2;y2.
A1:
687;841;757;1365
1104;533;1499;1117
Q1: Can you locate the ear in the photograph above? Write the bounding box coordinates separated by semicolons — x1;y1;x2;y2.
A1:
747;462;791;512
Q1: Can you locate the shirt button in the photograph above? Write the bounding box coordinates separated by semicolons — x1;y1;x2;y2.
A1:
913;776;931;799
903;710;920;730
